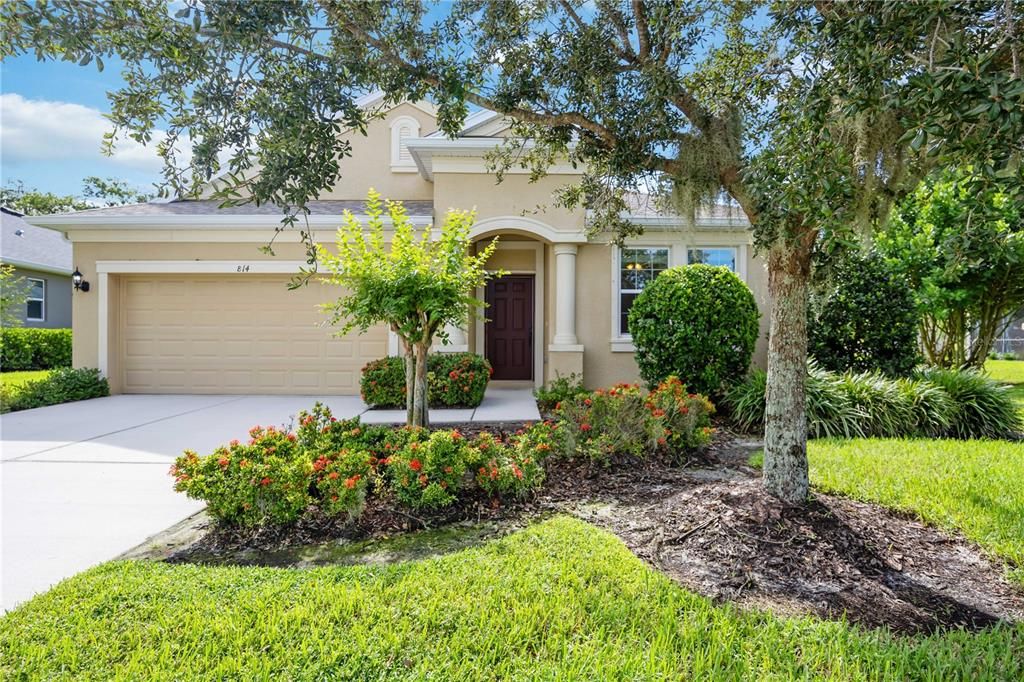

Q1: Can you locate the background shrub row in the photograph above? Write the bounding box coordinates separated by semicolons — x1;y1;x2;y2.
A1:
725;362;1022;439
361;353;491;408
0;328;72;371
0;367;109;414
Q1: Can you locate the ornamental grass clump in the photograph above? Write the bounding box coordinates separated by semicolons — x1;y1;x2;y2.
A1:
725;362;1021;440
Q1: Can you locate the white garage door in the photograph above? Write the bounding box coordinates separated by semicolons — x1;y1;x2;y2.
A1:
119;275;386;394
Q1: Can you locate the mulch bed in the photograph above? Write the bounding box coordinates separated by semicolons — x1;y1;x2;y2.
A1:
165;424;1024;635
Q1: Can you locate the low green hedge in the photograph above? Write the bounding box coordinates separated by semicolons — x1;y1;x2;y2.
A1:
361;353;492;408
0;367;109;413
725;361;1022;440
0;328;72;370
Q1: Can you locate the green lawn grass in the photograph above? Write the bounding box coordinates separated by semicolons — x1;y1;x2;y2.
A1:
987;359;1024;409
3;516;1021;681
0;369;51;387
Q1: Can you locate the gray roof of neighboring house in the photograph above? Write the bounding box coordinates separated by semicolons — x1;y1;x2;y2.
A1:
623;193;747;221
63;199;435;217
0;207;72;274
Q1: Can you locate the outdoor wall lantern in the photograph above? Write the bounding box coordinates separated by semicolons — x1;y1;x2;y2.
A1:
72;268;90;292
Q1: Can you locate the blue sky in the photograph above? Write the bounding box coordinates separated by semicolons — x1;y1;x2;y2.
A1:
1;54;166;197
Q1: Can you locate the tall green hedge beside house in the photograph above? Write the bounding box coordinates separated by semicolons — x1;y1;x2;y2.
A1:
0;328;72;370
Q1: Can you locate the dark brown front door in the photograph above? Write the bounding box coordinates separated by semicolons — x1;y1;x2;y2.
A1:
485;275;534;380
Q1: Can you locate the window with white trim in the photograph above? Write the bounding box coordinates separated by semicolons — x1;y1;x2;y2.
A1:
390;115;420;169
26;277;45;321
687;246;737;271
617;247;670;336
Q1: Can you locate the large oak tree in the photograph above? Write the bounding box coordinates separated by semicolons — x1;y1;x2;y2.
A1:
3;0;1020;502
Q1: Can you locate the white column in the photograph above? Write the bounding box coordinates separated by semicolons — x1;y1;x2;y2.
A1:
552;244;579;347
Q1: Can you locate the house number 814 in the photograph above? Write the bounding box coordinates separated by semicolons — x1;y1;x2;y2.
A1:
236;265;251;273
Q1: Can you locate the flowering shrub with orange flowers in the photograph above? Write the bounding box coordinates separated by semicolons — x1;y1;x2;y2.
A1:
387;429;472;509
646;376;716;460
312;448;374;518
553;383;661;463
171;425;311;525
472;431;546;498
360;353;491;409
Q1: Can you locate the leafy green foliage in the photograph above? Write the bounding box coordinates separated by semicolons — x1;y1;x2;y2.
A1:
387;430;472;510
319;191;499;426
0;264;28;328
809;253;920;376
471;432;546;500
0;367;108;414
877;172;1024;369
0;182;89;215
172;425;311;526
628;265;759;395
726;363;1020;439
645;377;716;460
0;327;72;370
4;517;1023;680
360;353;491;409
533;372;587;413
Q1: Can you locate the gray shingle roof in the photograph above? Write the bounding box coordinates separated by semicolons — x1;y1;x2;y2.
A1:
623;193;747;221
0;207;72;273
65;199;434;217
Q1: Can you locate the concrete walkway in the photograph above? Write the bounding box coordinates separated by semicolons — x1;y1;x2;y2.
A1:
0;388;538;611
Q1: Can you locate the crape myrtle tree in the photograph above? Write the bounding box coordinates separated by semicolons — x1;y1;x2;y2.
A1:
3;0;1020;502
318;190;499;428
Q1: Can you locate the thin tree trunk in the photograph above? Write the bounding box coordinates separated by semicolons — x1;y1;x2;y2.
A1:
412;341;430;428
762;234;814;504
404;344;416;425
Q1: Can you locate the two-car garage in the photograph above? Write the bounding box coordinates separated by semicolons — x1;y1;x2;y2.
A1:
116;273;386;394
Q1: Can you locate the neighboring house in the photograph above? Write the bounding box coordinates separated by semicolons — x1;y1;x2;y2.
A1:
26;95;769;396
993;309;1024;358
1;206;73;328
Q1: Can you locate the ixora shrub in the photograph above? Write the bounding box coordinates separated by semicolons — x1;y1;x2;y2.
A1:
627;265;759;396
171;426;311;526
533;372;587;413
725;363;1021;439
472;431;547;499
552;379;715;464
0;327;72;370
387;430;473;510
809;254;920;376
361;353;491;409
0;367;109;414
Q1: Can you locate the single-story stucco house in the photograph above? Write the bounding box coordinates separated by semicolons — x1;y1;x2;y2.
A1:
26;95;768;395
1;206;73;328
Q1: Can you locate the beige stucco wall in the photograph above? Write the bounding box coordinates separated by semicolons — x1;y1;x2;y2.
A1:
433;172;585;232
200;102;437;203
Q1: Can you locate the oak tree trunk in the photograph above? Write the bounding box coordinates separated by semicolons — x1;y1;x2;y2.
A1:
762;235;814;504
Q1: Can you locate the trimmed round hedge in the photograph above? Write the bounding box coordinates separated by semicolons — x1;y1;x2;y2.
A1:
627;264;759;396
361;352;491;408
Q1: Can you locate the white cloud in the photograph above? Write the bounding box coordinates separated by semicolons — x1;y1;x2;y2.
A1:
0;93;176;171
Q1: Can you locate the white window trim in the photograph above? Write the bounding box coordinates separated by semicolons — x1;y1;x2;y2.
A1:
26;277;45;321
610;244;676;350
390;115;420;172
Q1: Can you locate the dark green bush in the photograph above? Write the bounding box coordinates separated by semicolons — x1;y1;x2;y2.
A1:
361;353;491;409
809;254;920;376
724;363;1021;439
627;265;759;396
1;367;109;413
0;328;72;370
533;372;587;412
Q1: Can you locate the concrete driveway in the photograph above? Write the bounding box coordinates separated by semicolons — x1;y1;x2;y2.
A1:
1;394;366;612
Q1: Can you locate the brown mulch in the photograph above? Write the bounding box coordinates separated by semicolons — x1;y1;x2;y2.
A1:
166;425;1024;635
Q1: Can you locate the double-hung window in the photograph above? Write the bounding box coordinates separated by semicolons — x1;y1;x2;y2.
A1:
687;247;738;271
26;278;45;321
617;247;669;337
